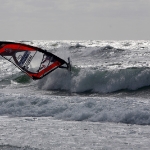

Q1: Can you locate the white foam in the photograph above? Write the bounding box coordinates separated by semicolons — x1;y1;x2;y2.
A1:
0;90;150;125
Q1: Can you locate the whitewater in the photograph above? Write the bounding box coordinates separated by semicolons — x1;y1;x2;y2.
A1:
0;40;150;149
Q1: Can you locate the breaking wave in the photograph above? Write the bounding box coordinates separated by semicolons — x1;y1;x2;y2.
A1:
2;65;150;94
37;66;150;93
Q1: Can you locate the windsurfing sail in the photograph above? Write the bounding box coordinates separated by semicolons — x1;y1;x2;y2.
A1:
0;41;70;80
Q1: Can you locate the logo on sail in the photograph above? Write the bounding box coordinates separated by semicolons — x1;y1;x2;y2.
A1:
19;51;31;67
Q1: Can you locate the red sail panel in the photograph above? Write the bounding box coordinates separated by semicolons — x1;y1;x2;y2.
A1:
26;61;61;79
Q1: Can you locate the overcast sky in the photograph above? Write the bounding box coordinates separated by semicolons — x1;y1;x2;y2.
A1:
0;0;150;40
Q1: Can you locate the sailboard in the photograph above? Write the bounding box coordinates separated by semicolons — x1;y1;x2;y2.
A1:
0;41;71;80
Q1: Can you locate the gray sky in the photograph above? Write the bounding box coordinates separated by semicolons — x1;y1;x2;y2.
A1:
0;0;150;40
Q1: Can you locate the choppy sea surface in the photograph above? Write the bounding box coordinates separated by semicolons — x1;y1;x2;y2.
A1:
0;40;150;149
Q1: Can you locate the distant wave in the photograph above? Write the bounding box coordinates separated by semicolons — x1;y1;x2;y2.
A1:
69;43;86;49
0;144;39;150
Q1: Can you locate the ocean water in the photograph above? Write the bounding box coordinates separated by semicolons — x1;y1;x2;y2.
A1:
0;40;150;149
